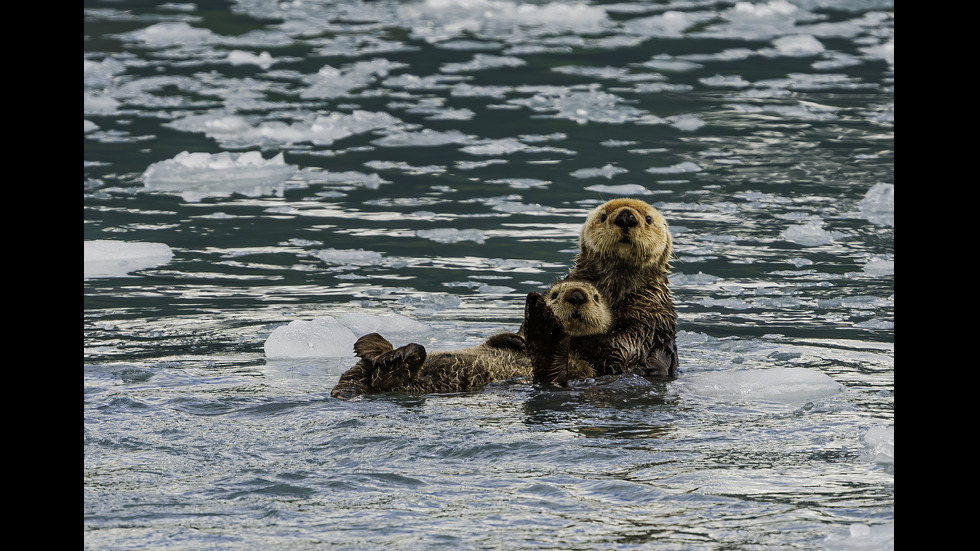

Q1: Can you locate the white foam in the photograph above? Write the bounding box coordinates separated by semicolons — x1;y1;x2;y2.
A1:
263;313;431;360
141;151;298;202
84;240;174;278
858;182;893;227
678;367;842;406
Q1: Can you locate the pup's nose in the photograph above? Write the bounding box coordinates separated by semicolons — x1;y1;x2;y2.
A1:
566;289;587;305
614;209;638;230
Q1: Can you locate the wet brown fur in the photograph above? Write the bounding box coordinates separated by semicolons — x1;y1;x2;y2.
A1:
330;280;612;399
563;198;679;377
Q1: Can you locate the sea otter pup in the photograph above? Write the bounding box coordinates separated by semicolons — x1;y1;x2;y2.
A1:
559;198;679;377
330;280;612;399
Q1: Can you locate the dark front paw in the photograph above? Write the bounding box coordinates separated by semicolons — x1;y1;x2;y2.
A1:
524;291;564;344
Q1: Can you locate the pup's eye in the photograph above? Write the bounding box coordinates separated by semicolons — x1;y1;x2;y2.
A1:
645;215;652;224
551;292;558;299
599;213;607;223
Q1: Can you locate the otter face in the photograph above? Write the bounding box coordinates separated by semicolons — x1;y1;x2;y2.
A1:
579;198;671;270
544;280;613;337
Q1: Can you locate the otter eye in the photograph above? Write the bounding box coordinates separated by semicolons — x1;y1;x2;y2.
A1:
593;294;599;302
599;213;607;223
645;215;652;224
551;292;558;300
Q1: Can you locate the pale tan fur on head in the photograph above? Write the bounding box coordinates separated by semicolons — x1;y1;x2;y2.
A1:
579;198;672;271
544;280;613;337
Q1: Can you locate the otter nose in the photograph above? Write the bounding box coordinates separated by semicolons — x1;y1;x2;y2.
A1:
614;209;638;230
566;289;587;305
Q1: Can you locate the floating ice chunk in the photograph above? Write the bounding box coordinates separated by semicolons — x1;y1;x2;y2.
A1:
639;55;702;72
417;228;486;244
668;114;705;131
263;317;357;359
117;21;217;48
227;50;275;69
335;312;431;340
780;220;840;246
398;0;610;37
397;294;464;311
822;522;894;551
679;367;842;406
372;128;473;147
860;39;894;66
301;59;407;99
646;161;702;174
622;10;703;37
699;74;752;88
671;271;721;285
315;248;384;266
858;182;894;227
263;313;431;360
84;240;174;278
770;34;824;56
142;151;298;202
584;183;652;195
441;54;525;73
862;255;894;276
486;178;550;189
571;164;627;179
461;138;530;155
84;93;119;115
862;424;894;465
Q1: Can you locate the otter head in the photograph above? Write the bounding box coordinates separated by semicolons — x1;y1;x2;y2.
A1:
579;198;672;271
544;280;613;337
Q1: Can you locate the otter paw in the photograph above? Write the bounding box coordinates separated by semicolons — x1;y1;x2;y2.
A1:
524;292;564;344
353;332;394;361
378;343;427;370
484;332;526;351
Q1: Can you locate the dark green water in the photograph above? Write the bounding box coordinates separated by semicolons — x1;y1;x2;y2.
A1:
85;1;893;548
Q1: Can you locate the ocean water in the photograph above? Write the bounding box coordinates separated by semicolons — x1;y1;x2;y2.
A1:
84;0;894;549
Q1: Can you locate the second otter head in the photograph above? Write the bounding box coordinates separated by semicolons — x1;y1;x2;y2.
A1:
579;198;672;271
543;279;613;337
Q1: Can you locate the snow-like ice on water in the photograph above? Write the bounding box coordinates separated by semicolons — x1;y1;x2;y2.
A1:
84;240;174;278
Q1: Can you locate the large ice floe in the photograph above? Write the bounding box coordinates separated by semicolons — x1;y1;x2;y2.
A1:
675;367;843;407
264;313;432;360
141;151;298;202
84;240;174;278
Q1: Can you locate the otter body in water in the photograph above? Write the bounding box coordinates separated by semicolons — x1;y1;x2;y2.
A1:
562;198;679;377
330;280;612;399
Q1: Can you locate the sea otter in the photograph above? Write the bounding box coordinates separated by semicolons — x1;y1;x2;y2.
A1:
330;279;612;399
559;198;679;377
